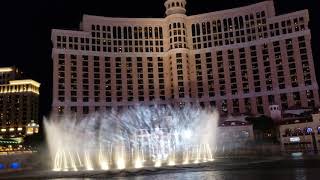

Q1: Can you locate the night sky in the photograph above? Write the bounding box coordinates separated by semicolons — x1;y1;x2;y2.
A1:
0;0;319;118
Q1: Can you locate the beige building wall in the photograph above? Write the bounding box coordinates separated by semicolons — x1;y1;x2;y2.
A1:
51;1;319;117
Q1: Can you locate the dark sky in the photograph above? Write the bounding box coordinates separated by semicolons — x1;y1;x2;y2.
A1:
0;0;319;118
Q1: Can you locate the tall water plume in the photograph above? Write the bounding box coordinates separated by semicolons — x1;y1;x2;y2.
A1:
45;105;219;171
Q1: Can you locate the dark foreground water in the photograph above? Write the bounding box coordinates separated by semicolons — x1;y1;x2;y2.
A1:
1;157;320;180
51;168;319;180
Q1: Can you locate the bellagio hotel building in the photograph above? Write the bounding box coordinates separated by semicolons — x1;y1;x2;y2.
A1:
51;0;319;117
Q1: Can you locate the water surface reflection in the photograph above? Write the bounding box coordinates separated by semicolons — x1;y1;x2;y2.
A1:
53;168;319;180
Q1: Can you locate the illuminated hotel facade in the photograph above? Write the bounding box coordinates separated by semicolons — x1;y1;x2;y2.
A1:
0;67;40;138
51;0;319;116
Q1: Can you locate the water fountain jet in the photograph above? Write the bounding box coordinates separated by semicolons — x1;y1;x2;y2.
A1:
45;105;219;171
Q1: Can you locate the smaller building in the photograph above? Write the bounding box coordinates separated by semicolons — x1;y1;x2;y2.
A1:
279;109;320;154
0;67;40;138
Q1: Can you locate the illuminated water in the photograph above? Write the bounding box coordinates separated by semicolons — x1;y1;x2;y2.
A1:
44;105;219;171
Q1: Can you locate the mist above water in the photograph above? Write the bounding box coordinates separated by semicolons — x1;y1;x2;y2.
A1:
44;105;219;171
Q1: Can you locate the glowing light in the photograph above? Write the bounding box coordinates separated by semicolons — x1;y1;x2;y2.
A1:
168;160;175;166
183;159;189;164
99;145;109;170
116;158;126;170
85;151;93;171
53;168;61;172
26;129;34;135
1;129;6;132
154;160;162;167
10;162;21;169
9;80;40;88
134;159;143;169
100;162;109;170
17;128;23;131
0;67;13;73
9;128;14;132
183;129;192;139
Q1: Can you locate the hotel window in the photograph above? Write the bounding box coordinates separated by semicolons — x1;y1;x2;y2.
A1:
256;97;264;114
244;98;251;113
205;53;214;97
93;57;100;102
298;36;311;86
293;92;301;106
58;106;64;114
115;57;122;102
233;99;240;113
261;44;272;91
280;93;288;110
216;51;225;96
228;50;237;95
83;106;89;114
250;46;260;92
273;41;285;89
136;57;144;101
70;106;77;113
194;54;203;98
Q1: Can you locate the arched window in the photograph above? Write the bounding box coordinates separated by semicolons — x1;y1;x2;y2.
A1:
128;27;132;39
176;2;179;6
234;17;239;29
144;27;148;39
138;27;143;39
217;20;222;32
173;23;177;28
223;19;228;31
134;27;138;39
207;22;211;34
202;22;206;35
117;26;121;39
177;23;181;28
159;27;163;39
228;18;233;29
192;24;196;36
91;24;95;30
196;23;200;36
239;16;244;29
123;27;128;39
318;127;320;134
155;27;159;38
172;2;175;7
97;25;100;31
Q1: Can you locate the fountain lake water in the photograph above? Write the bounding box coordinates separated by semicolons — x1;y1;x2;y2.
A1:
44;105;219;171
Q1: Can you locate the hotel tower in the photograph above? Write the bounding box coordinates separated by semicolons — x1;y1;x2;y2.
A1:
51;0;319;116
0;67;40;138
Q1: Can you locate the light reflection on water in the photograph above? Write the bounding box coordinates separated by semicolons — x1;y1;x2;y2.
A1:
52;168;319;180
